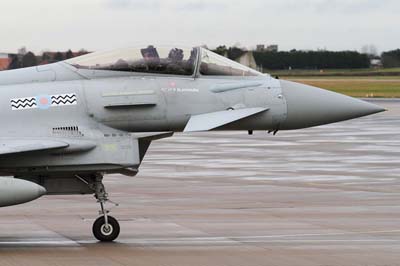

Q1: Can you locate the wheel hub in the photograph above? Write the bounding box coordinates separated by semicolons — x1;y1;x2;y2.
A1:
101;224;113;236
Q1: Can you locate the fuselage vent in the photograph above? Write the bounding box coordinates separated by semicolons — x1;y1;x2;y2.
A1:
52;126;84;137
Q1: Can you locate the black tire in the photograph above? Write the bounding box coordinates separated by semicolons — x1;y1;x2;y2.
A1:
92;216;120;242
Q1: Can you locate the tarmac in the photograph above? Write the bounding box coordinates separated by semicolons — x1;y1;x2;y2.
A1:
0;98;399;266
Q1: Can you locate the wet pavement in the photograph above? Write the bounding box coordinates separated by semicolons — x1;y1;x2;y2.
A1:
0;99;399;266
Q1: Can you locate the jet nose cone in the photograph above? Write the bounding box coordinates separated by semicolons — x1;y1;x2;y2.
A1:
280;80;386;130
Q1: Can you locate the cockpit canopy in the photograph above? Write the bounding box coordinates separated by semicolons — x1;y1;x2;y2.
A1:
65;46;262;77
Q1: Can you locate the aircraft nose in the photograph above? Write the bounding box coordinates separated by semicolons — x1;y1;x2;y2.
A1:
279;80;386;130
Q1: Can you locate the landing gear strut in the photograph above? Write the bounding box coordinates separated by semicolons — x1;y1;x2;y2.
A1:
91;174;120;242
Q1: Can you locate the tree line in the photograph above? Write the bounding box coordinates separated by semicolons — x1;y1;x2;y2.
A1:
381;49;400;68
4;46;400;71
214;46;400;70
7;50;88;70
253;50;370;70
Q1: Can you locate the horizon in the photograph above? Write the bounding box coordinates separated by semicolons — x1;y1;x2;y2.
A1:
1;45;397;56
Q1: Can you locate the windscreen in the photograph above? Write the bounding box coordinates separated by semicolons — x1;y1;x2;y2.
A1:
200;48;262;77
66;46;198;76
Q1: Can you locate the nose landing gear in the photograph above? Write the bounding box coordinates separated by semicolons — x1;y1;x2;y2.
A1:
90;174;120;242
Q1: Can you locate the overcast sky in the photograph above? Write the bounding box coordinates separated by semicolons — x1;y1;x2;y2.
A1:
0;0;398;54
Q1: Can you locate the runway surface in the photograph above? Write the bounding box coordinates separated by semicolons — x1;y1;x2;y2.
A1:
0;99;399;266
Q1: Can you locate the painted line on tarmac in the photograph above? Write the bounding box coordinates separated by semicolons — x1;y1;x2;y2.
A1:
80;238;400;245
2;229;400;247
0;240;79;247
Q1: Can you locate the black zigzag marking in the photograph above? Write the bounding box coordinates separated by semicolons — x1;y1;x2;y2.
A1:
11;97;35;101
11;102;37;109
11;97;35;102
51;94;77;105
11;100;36;105
53;97;77;103
51;94;76;99
11;98;36;104
51;94;76;101
52;99;77;105
11;101;37;107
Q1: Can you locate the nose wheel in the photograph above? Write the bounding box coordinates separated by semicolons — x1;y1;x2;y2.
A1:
93;215;120;242
90;174;120;242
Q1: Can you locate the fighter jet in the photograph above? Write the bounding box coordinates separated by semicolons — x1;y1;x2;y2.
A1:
0;45;385;241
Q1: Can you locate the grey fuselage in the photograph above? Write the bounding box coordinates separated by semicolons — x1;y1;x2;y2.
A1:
0;63;286;133
0;47;384;181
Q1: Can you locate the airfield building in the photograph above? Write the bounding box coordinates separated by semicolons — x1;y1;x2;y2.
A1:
0;53;11;71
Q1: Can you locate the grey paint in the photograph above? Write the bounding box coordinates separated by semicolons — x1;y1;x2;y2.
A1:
184;107;268;132
279;80;385;130
0;177;46;207
0;46;385;204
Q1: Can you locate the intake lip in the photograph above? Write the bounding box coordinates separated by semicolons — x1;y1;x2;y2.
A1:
279;80;386;130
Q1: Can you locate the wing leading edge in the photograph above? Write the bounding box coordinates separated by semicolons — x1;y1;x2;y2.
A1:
0;139;69;156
